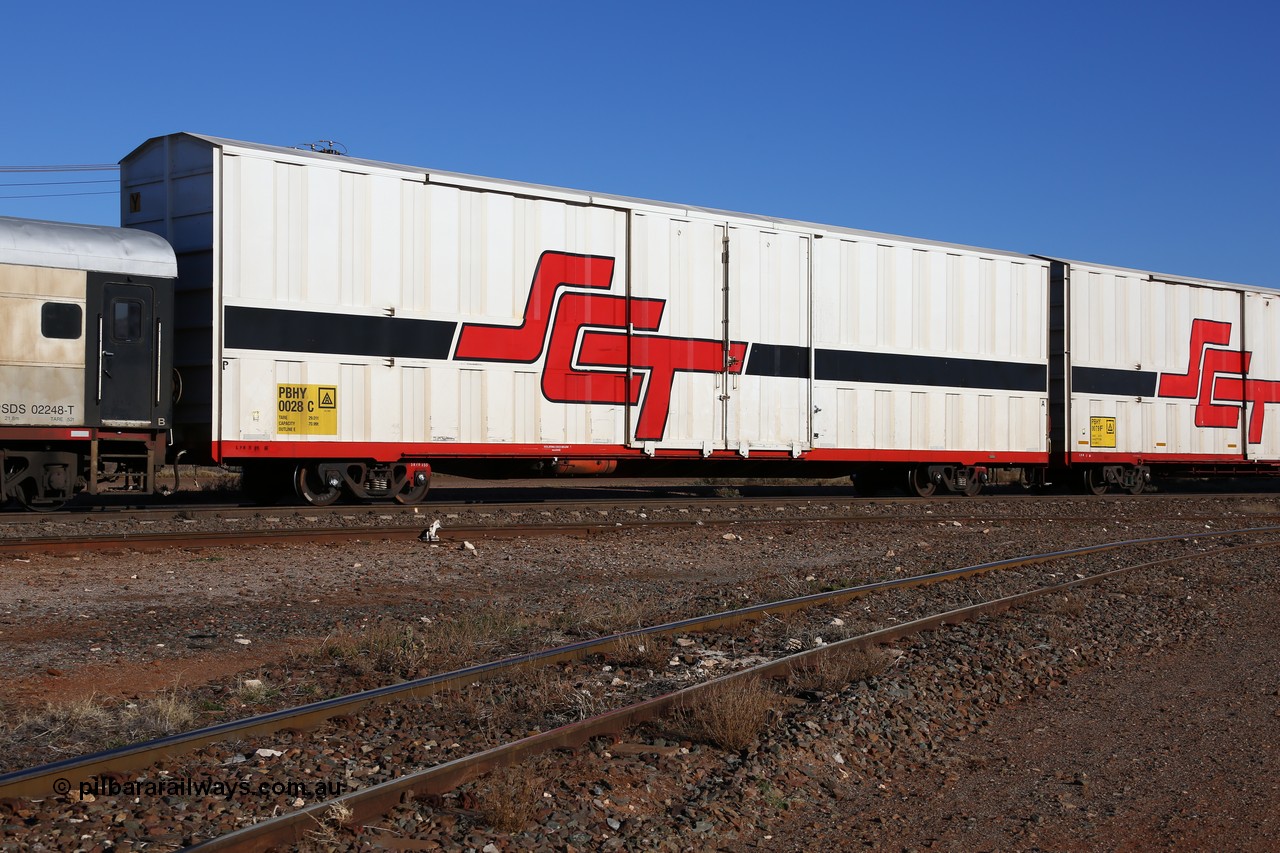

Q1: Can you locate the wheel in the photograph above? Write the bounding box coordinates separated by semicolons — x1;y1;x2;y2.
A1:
906;466;937;497
13;478;68;512
1081;468;1109;496
962;477;984;497
393;475;430;505
294;464;341;506
16;487;68;512
1126;470;1146;495
7;461;71;511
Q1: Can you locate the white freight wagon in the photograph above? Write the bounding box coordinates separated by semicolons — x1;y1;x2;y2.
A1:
1049;257;1280;493
120;133;1050;503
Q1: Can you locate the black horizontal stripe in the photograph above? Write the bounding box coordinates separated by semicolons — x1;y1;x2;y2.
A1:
224;306;457;360
816;349;1045;392
1072;366;1158;397
745;344;810;378
745;344;1046;393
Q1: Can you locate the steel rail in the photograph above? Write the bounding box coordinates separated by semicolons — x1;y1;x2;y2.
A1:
2;525;1273;802
3;489;1275;531
4;511;1278;556
188;534;1280;851
0;483;1270;524
0;522;620;555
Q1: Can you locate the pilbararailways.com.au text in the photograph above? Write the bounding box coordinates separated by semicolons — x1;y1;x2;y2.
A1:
59;776;347;800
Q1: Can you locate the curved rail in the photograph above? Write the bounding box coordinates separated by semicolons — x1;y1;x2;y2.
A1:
3;525;1273;801
188;534;1280;851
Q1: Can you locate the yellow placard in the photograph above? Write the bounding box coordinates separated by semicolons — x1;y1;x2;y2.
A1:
1089;416;1116;448
276;384;337;435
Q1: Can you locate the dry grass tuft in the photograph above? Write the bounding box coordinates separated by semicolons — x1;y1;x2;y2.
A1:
789;645;890;694
544;594;662;639
1042;620;1076;648
303;799;354;850
320;620;425;676
318;610;531;678
474;765;544;833
605;632;669;670
466;666;606;739
131;689;197;734
673;676;779;753
0;689;199;760
428;609;529;666
9;694;113;745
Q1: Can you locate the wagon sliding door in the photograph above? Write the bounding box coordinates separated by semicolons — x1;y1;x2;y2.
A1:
628;212;811;454
1243;289;1280;460
628;213;727;451
724;226;811;455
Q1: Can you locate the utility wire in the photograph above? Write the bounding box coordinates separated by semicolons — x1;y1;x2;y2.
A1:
0;164;119;173
0;165;120;201
0;179;117;188
0;190;117;200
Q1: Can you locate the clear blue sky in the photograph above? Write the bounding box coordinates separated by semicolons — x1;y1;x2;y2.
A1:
3;1;1275;286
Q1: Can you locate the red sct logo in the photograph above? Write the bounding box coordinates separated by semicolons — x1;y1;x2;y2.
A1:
453;251;746;442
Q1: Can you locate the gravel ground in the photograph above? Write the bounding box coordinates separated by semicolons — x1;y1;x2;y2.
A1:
0;490;1278;850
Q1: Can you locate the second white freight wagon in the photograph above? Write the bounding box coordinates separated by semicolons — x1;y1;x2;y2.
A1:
120;133;1050;503
1049;257;1280;493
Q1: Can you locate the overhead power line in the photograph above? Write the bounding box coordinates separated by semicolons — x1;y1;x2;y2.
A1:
0;164;119;173
0;179;117;188
0;190;117;200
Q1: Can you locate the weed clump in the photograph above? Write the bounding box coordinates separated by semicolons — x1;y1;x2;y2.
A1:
789;645;890;694
474;765;544;833
672;676;778;753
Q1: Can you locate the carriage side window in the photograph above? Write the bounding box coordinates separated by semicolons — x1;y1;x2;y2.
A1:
41;302;82;339
111;298;143;342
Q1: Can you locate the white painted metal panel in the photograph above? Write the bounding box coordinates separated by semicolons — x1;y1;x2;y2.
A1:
629;212;724;451
1068;264;1245;459
216;144;631;448
1243;291;1280;460
810;236;1048;456
727;225;810;453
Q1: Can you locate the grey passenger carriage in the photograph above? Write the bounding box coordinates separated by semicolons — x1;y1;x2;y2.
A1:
0;216;175;508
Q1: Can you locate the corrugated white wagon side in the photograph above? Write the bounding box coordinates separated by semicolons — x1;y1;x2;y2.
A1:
216;153;631;451
123;132;1058;502
1053;258;1280;492
809;236;1048;458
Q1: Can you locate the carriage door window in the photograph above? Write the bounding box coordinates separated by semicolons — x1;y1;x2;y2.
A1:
112;299;143;342
98;283;155;426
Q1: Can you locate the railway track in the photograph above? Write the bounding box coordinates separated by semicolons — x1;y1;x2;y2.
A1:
203;539;1266;852
3;526;1274;849
3;478;1278;528
3;491;1280;555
